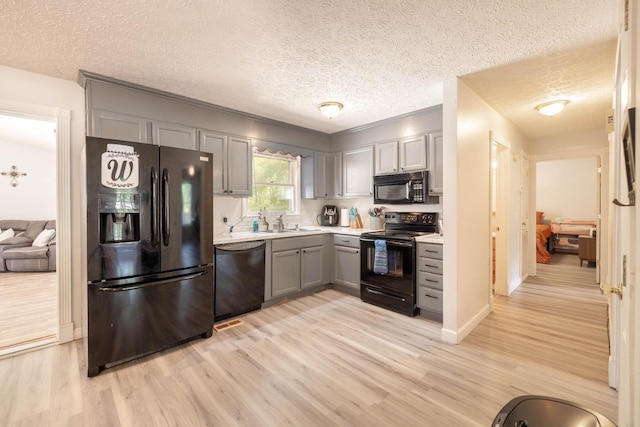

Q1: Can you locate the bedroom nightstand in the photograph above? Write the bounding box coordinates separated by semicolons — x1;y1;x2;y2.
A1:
578;235;596;267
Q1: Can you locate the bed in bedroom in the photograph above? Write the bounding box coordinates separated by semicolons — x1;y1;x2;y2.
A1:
550;219;597;254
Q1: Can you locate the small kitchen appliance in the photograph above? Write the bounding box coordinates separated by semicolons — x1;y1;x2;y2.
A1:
373;171;428;204
317;205;340;226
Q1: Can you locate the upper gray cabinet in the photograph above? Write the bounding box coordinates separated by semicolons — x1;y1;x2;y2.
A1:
428;131;443;195
329;152;343;198
374;141;399;175
200;130;252;196
399;135;428;172
88;109;148;143
343;146;373;197
301;151;342;199
151;120;197;150
374;135;427;175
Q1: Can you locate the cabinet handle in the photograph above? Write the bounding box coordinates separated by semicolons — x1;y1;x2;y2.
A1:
229;190;233;193
424;249;438;253
424;293;438;299
425;264;438;268
423;278;438;283
355;250;359;254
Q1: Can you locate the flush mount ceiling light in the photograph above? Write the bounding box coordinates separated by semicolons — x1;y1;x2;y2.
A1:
535;100;569;117
318;102;344;119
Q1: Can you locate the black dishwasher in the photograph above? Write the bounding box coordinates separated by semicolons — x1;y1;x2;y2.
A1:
214;240;266;322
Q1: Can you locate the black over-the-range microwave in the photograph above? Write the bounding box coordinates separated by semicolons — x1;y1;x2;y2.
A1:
373;171;427;204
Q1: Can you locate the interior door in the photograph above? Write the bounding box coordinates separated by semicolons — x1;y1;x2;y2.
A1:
490;136;510;297
520;152;530;281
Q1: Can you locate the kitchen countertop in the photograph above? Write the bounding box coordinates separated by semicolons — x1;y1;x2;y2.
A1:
414;233;444;244
214;226;377;245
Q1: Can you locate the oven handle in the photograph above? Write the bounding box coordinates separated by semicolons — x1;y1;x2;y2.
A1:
366;288;407;302
360;238;414;248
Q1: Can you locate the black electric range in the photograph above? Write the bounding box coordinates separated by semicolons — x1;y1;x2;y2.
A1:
360;212;438;316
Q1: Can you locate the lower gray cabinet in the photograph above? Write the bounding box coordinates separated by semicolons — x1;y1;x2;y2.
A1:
333;234;360;291
416;241;443;321
270;236;326;299
301;246;324;289
272;249;301;297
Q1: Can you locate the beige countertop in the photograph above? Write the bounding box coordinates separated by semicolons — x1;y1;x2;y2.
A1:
214;226;376;245
414;233;444;244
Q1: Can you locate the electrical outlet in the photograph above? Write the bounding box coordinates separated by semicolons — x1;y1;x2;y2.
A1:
223;215;228;224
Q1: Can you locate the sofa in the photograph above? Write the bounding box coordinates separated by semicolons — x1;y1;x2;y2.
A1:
0;220;56;272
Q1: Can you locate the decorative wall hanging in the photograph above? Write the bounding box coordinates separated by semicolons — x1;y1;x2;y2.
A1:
1;165;28;187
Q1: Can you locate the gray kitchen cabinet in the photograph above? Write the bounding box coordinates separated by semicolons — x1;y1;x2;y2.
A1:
333;234;360;292
151;120;197;150
314;152;329;198
374;141;399;175
272;249;300;297
88;109;148;143
200;130;252;196
301;152;328;199
270;235;326;299
301;151;342;199
416;241;443;321
301;246;324;289
374;135;427;175
428;131;443;195
343;146;373;197
399;135;428;172
330;152;343;198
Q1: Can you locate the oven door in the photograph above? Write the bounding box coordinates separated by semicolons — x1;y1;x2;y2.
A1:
360;237;415;294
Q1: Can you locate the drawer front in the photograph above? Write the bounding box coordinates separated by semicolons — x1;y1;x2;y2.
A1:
418;257;443;274
272;235;324;252
417;271;443;290
417;242;443;259
417;285;443;313
333;234;360;248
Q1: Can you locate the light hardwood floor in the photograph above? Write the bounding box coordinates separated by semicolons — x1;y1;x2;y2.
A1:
0;272;57;355
0;253;616;426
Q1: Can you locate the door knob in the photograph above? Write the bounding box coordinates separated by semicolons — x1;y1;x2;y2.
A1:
600;283;623;299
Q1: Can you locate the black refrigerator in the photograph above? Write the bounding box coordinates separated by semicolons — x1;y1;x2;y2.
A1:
85;136;214;377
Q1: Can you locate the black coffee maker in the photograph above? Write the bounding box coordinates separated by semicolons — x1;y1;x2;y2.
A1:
316;205;340;226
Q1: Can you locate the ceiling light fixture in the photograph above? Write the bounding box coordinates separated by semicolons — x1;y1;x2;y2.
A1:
318;102;344;119
535;100;569;117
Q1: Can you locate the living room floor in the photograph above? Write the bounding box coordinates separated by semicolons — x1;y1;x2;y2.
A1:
0;271;57;355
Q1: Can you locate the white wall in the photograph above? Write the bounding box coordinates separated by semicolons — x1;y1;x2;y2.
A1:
536;157;598;221
0;140;56;219
0;65;85;337
442;78;529;343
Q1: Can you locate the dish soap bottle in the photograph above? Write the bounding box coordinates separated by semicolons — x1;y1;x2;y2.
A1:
253;218;259;232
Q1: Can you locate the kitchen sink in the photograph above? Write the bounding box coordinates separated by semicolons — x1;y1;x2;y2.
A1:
259;227;320;234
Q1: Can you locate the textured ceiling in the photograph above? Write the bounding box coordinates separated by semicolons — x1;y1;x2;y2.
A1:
0;1;619;139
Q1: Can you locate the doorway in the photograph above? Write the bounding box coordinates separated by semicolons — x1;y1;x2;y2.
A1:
0;98;73;353
490;135;510;297
0;113;58;355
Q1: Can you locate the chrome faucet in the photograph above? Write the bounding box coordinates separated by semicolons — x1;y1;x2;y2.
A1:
276;214;285;231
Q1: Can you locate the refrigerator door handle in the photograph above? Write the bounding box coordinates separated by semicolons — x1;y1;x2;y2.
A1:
151;167;158;245
97;270;208;292
162;168;170;246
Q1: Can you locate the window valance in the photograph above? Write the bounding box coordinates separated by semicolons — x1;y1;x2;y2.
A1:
252;139;314;158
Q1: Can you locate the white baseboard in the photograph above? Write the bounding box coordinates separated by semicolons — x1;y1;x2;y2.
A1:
440;303;491;344
58;322;74;343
